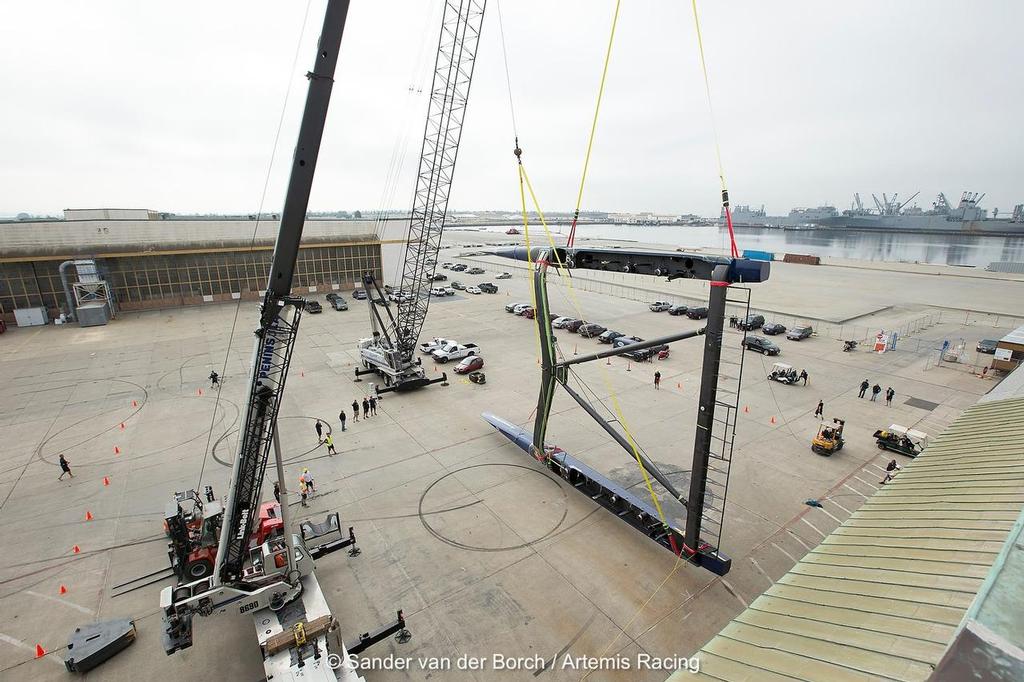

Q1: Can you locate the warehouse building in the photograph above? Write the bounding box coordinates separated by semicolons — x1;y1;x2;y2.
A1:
0;210;385;323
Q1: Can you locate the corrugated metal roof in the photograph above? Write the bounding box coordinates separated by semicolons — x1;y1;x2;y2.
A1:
671;395;1024;682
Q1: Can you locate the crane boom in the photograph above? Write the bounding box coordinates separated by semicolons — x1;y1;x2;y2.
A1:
215;0;350;584
357;0;487;391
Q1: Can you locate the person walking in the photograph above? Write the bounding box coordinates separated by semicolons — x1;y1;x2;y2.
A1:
858;379;869;398
314;419;324;443
325;433;337;456
351;399;360;422
880;459;902;485
814;400;824;418
369;395;377;416
654;371;661;390
885;387;895;407
299;479;308;507
338;409;347;432
209;370;219;387
871;383;882;402
799;369;808;386
362;398;370;419
58;454;73;480
273;481;281;503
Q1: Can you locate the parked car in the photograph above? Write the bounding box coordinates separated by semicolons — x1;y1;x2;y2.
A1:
442;286;455;296
431;342;479;363
441;262;453;269
506;301;529;313
552;316;576;329
478;282;498;293
686;307;709;319
454;355;484;374
352;289;367;300
742;336;780;356
977;339;998;354
736;314;765;331
598;330;625;344
624;344;667;362
495;272;512;279
450;264;467;272
430;273;448;282
512;303;533;315
330;297;348;311
326;292;339;302
613;336;644;348
451;281;466;290
762;322;786;335
566;319;587;333
305;301;323;314
429;286;447;297
649;301;672;312
420;337;454;354
668;305;689;316
786;325;813;341
578;323;607;338
466;286;482;294
467;267;485;275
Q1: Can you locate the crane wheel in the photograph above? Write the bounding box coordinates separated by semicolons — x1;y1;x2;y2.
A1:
185;558;214;580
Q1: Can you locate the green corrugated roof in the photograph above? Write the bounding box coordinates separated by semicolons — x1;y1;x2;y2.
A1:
671;395;1024;682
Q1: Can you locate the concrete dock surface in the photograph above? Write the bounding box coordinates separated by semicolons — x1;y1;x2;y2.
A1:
0;246;1020;681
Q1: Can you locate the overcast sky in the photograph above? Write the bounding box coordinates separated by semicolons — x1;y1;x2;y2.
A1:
1;1;1021;218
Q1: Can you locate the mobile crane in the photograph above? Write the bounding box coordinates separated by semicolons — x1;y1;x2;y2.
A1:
158;3;407;678
356;0;487;393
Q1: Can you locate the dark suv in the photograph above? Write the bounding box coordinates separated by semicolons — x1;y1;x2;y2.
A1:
668;305;689;316
566;319;587;333
737;314;765;331
478;282;498;294
786;325;813;341
686;307;709;319
578;323;607;338
742;335;780;355
598;330;625;344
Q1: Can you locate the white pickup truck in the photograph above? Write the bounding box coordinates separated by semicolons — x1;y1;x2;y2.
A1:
419;337;454;355
431;342;480;363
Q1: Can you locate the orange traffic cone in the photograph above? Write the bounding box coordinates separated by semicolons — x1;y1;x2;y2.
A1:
72;545;81;554
131;400;138;408
85;511;93;521
59;584;67;595
301;370;305;377
119;422;125;431
35;644;45;658
743;405;750;413
197;388;203;396
676;382;682;389
103;476;110;486
770;416;777;425
113;446;120;455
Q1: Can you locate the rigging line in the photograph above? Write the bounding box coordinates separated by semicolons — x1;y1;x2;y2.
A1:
690;0;739;258
195;0;314;492
518;162;670;528
567;0;622;249
495;0;518;139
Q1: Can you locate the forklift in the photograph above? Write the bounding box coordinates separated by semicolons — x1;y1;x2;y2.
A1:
812;418;845;456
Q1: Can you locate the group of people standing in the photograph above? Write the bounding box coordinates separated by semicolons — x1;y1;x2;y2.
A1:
859;379;896;406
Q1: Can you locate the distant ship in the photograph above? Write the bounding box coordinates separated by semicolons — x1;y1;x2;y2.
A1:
725;192;1024;235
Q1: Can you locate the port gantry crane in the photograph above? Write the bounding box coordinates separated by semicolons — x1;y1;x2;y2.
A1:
356;0;487;393
159;3;407;678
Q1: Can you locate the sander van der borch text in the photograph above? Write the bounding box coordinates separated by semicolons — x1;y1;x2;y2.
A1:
338;651;701;673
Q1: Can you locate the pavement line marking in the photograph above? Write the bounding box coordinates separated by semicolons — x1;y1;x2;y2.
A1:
786;529;813;551
816;506;843;525
842;483;868;499
748;557;774;587
852;474;879;490
25;590;95;616
0;632;64;667
719;578;748;608
801;517;826;538
866;462;888;475
771;541;798;564
825;497;853;515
